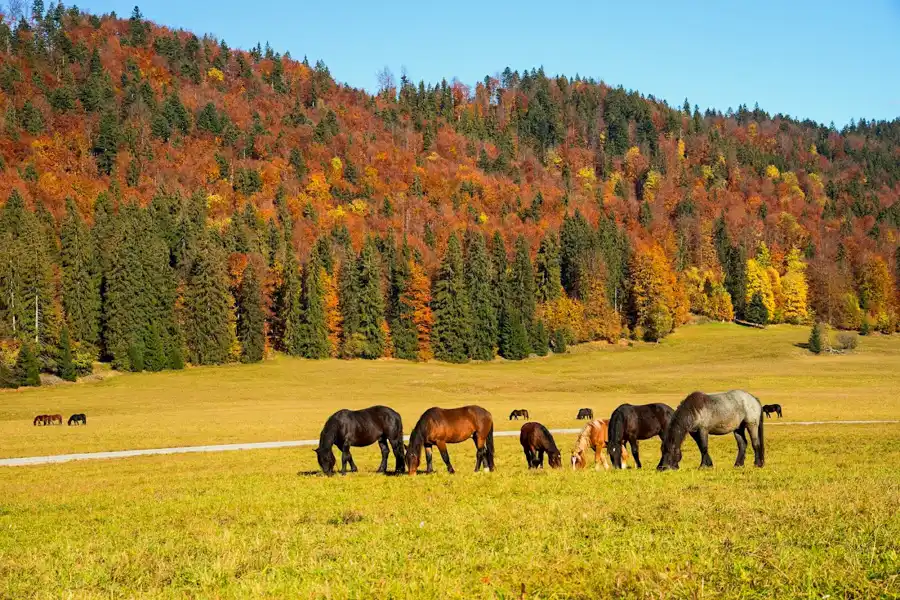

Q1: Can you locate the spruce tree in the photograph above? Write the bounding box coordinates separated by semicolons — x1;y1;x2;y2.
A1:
15;342;41;386
144;323;167;372
236;261;266;363
278;246;304;355
509;235;536;351
490;231;509;340
58;327;76;381
745;291;769;325
127;341;145;372
355;238;386;359
387;239;417;360
301;254;330;358
551;328;567;354
337;240;360;354
431;234;471;363
168;344;185;370
93;110;119;176
183;236;236;365
465;230;497;361
535;231;561;302
533;320;549;356
498;304;529;360
808;322;824;354
61;198;100;346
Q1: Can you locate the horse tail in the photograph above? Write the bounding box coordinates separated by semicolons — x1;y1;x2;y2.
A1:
486;424;495;471
756;408;765;467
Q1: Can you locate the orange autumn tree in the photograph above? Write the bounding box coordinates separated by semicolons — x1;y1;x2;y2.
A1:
404;261;434;360
629;244;687;341
321;268;342;357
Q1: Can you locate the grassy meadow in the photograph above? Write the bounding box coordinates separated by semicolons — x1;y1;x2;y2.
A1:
1;323;899;598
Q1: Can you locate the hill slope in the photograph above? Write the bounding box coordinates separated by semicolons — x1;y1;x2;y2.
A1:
0;5;898;375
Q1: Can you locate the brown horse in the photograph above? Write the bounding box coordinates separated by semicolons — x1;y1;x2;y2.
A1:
33;414;50;426
519;422;561;468
571;419;632;470
406;406;495;474
49;414;63;426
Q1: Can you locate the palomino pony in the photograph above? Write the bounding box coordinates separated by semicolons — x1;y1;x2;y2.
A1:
314;405;405;476
657;390;765;470
509;409;530;420
607;403;674;469
519;422;561;468
406;406;494;474
570;419;632;470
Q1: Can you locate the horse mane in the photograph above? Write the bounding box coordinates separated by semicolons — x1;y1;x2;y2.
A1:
608;408;625;445
573;419;601;453
664;392;706;450
538;423;559;453
407;416;428;457
318;414;340;450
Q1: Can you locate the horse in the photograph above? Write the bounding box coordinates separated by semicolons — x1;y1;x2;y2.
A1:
33;415;49;426
509;409;530;420
313;406;405;476
658;390;765;470
519;422;561;469
49;414;63;426
607;403;675;469
570;419;632;470
762;404;782;419
576;408;594;420
67;413;87;426
406;406;494;474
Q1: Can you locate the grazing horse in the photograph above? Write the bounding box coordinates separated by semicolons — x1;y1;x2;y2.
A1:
67;413;87;426
509;409;530;420
762;404;783;419
49;414;63;426
33;415;49;426
570;419;632;470
519;422;561;468
314;406;405;476
576;408;594;420
406;406;494;474
607;403;675;469
658;390;765;470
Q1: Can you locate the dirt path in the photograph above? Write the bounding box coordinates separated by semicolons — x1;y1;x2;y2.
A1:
2;420;897;467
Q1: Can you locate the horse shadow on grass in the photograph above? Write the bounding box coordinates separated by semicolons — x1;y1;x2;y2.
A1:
296;470;406;477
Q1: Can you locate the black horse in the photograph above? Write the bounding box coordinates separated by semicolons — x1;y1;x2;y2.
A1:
762;404;783;418
509;409;530;420
576;408;593;420
314;406;405;476
519;422;561;468
67;413;87;426
607;403;674;468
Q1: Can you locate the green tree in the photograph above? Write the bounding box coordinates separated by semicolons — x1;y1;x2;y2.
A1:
144;323;167;372
15;342;41;387
808;322;825;354
387;238;417;360
301;254;330;358
551;328;567;354
354;238;386;359
431;234;471;363
60;199;100;346
745;291;769;325
533;320;549;356
58;327;76;381
498;304;529;360
127;340;145;372
338;241;360;353
535;231;561;302
509;235;536;350
183;236;236;365
277;246;304;355
93;110;119;176
465;231;496;361
236;261;266;363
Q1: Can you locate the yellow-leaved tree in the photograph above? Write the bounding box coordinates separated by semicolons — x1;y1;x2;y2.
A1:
630;245;687;341
780;248;809;324
745;258;775;322
321;268;342;357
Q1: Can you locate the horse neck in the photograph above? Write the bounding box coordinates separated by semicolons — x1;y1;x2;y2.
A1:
574;425;592;452
319;425;338;451
663;411;691;451
408;424;425;457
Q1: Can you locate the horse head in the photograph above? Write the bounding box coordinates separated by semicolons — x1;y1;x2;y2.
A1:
405;448;420;475
656;441;681;471
313;447;336;475
548;451;562;469
570;449;585;470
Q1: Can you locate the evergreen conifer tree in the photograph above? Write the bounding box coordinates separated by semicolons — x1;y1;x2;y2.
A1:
509;235;536;351
301;254;330;358
535;231;561;302
61;198;100;346
127;340;144;372
144;323;167;371
808;322;824;354
278;246;304;355
465;230;497;361
498;304;529;360
354;238;386;359
236;261;265;363
533;320;549;356
551;328;567;354
58;326;76;381
15;342;41;386
745;291;769;325
183;236;236;365
387;239;418;360
431;234;471;363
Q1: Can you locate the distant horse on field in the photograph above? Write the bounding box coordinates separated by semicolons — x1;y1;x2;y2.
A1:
33;415;51;426
509;409;530;420
658;390;765;470
67;413;87;426
576;408;593;420
314;406;405;476
762;404;782;419
406;406;494;474
49;414;63;426
519;422;561;469
570;419;631;470
607;403;674;469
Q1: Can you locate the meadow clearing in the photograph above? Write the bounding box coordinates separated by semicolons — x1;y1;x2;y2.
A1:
1;323;899;598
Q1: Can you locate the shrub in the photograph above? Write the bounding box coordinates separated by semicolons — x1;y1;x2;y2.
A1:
643;302;674;342
835;332;859;351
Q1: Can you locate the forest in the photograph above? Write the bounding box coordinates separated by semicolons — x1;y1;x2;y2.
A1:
1;3;899;385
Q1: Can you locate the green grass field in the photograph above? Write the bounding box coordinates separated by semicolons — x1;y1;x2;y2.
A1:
1;323;899;598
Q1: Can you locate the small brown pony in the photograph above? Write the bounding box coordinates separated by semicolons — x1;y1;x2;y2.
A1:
571;419;632;470
519;422;561;468
49;414;63;426
406;406;495;474
33;414;50;426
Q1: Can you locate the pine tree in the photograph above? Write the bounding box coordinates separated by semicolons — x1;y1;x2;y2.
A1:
15;342;41;386
183;236;236;365
533;320;549;356
58;326;76;381
745;291;769;325
509;235;536;351
278;246;304;355
465;231;497;361
808;322;824;354
144;323;167;372
301;255;330;358
168;344;185;370
388;240;418;360
61;198;100;346
560;210;594;299
535;231;561;302
127;340;145;372
354;238;386;359
93;110;119;176
551;328;567;354
337;242;360;354
236;261;265;363
431;234;471;363
498;304;529;360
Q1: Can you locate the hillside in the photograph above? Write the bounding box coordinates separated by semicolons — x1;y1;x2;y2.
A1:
1;5;899;378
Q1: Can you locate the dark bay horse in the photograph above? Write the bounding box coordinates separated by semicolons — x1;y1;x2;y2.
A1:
49;414;63;426
406;406;494;474
68;413;87;426
519;422;561;469
607;403;674;469
33;415;50;426
762;404;782;418
509;409;530;420
658;390;764;470
576;408;593;420
314;406;405;476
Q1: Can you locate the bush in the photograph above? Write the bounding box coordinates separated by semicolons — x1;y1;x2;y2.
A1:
808;322;826;354
643;302;674;342
835;332;859;351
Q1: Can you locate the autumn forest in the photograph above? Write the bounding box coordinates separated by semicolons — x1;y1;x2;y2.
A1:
1;4;899;384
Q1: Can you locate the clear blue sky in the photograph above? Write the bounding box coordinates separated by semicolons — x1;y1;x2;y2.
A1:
80;0;900;127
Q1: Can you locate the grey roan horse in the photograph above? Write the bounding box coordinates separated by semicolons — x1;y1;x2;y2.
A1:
657;390;764;470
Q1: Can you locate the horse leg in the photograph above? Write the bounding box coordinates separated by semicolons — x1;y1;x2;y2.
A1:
733;426;748;467
747;421;764;468
537;449;545;468
390;438;405;473
340;447;350;474
691;429;713;468
343;445;358;473
436;441;455;474
524;448;533;468
376;439;389;473
424;445;434;473
630;438;642;469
